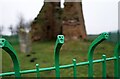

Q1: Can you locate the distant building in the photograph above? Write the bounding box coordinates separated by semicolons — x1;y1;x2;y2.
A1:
31;1;87;41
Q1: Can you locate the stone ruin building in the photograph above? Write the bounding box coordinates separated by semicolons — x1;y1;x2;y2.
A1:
31;0;87;41
62;2;87;40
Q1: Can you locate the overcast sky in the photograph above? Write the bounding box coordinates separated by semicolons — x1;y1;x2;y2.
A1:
0;0;119;35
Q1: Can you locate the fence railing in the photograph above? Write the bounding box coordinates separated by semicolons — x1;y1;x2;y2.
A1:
0;32;120;79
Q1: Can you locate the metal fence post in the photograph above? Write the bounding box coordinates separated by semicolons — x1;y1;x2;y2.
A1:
87;32;109;78
114;43;120;78
102;55;106;79
0;38;21;78
54;35;64;79
36;64;40;79
73;59;77;79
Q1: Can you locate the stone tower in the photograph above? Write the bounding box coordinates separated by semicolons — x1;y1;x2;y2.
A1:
62;1;87;40
31;1;87;41
31;1;61;41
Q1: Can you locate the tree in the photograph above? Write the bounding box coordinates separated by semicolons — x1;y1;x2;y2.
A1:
17;14;32;33
16;14;32;53
9;25;14;36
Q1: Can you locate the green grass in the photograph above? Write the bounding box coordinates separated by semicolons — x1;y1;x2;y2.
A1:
1;37;117;77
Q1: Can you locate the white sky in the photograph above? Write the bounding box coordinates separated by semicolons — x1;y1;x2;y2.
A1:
0;0;119;35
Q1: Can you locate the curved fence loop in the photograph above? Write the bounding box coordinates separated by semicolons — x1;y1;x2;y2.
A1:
0;38;21;78
87;32;109;77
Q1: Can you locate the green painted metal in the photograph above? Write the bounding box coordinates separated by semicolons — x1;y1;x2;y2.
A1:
36;64;40;79
102;55;106;79
87;32;109;78
54;35;64;78
73;59;77;79
0;56;120;77
0;38;21;78
117;30;120;78
114;43;120;78
0;32;120;78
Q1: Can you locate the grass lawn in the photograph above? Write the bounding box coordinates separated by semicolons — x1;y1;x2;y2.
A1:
1;36;117;77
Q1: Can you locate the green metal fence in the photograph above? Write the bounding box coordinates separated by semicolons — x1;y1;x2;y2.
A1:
0;32;120;78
